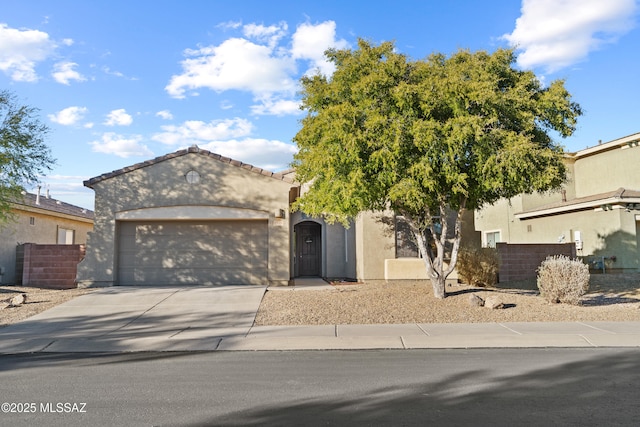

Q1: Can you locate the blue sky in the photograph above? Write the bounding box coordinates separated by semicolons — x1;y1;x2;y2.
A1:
2;0;639;209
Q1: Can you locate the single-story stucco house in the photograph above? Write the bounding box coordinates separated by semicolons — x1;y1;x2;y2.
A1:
76;146;476;287
0;190;93;285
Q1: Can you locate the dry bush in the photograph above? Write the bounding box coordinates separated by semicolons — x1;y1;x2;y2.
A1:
537;255;590;305
457;246;498;287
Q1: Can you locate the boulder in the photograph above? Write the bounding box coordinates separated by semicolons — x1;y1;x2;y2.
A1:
10;293;27;307
468;294;485;307
484;296;505;310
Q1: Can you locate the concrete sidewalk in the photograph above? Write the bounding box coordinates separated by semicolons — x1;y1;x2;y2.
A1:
1;280;639;353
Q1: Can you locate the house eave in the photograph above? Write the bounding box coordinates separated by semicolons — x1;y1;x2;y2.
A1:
567;132;640;159
13;203;95;224
515;197;640;220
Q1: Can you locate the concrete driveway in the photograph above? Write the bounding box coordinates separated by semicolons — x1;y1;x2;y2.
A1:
0;286;267;353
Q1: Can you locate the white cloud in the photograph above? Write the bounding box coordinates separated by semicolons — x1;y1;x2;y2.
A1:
220;100;234;110
90;132;153;158
0;23;57;82
36;175;87;194
52;61;86;85
104;108;133;126
152;118;253;145
199;138;298;171
503;0;638;72
242;22;288;47
251;97;302;116
217;20;242;31
291;21;349;76
48;106;88;126
165;37;297;99
165;20;347;116
102;66;138;80
156;110;173;120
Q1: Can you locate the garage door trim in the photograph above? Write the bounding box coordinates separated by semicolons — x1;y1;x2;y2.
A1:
115;205;269;221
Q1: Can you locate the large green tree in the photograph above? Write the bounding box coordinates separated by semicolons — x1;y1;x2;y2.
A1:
0;90;55;224
292;40;582;298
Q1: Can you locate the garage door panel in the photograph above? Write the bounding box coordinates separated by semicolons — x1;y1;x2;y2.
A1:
118;220;268;286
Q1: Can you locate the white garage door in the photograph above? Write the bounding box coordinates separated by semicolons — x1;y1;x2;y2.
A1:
117;220;268;286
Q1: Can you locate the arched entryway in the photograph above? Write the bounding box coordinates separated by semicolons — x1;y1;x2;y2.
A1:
294;221;322;277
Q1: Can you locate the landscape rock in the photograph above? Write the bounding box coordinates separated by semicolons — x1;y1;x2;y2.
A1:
10;293;27;307
468;294;485;307
485;296;505;310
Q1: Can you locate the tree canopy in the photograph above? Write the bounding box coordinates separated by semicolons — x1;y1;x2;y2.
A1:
292;40;582;298
0;90;55;223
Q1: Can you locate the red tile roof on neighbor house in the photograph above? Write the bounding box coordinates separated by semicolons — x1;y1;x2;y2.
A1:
16;191;94;220
84;145;297;188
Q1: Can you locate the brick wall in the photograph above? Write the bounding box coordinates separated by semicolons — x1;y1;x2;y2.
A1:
496;243;576;282
16;244;86;289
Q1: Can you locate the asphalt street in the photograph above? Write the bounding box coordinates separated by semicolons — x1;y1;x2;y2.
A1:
2;348;639;426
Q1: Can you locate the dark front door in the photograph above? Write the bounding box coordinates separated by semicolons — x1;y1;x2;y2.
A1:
295;222;321;276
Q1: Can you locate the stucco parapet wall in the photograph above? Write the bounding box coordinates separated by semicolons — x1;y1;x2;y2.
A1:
384;258;458;282
84;146;297;188
115;206;270;221
566;131;640;159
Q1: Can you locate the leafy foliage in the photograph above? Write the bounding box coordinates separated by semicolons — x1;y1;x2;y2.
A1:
457;246;499;287
0;90;55;224
293;40;581;298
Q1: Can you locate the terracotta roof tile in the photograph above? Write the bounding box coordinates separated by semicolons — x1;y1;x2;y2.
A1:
15;192;94;220
84;146;296;187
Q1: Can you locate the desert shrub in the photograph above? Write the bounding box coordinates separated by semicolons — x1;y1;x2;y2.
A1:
537;255;590;305
457;246;498;287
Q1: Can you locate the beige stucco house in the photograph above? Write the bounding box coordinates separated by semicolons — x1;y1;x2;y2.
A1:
77;146;471;287
475;131;640;272
0;191;94;285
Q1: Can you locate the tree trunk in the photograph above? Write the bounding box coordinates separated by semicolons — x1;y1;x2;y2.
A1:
431;275;446;299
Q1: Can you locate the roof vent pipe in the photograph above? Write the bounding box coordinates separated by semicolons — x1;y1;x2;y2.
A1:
36;185;41;205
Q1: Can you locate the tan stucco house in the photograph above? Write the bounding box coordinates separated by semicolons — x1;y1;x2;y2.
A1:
475;131;640;273
77;146;470;287
0;191;94;285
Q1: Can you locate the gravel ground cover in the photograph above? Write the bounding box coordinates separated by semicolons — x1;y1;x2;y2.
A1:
254;274;640;325
2;274;639;328
1;286;93;327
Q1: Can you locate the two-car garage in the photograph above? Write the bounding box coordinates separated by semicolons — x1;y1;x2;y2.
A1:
117;220;269;286
76;146;294;288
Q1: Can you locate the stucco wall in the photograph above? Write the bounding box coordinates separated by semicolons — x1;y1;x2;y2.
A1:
574;145;640;197
355;211;396;281
77;151;293;287
0;208;92;285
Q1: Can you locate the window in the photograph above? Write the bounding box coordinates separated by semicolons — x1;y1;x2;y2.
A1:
485;231;501;248
29;217;35;225
395;216;419;258
57;227;75;244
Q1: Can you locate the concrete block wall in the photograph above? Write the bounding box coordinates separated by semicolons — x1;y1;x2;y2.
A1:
16;244;86;289
497;243;576;282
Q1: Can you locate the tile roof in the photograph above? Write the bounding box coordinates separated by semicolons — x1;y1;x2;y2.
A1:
15;192;94;220
84;146;297;188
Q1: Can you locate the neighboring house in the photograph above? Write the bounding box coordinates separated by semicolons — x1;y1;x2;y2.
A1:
475;131;640;272
77;146;477;287
0;190;94;285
